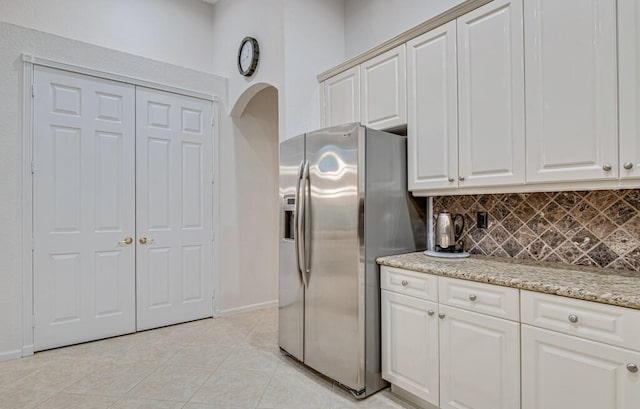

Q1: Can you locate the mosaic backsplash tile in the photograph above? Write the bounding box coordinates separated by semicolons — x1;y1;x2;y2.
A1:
433;190;640;271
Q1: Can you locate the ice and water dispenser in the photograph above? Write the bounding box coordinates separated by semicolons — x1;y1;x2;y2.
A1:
283;195;295;240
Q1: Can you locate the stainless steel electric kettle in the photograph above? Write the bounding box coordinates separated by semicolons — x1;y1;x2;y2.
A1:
435;211;465;251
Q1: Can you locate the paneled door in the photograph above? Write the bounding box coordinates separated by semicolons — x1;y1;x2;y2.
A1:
457;0;525;188
323;66;361;128
407;20;458;191
136;87;214;331
33;66;136;351
524;0;618;183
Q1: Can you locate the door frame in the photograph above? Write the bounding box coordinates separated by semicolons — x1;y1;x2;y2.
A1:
21;54;220;357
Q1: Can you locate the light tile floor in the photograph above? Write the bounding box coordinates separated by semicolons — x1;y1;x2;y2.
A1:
0;308;418;409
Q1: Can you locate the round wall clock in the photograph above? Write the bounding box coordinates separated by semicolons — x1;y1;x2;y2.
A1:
237;36;259;77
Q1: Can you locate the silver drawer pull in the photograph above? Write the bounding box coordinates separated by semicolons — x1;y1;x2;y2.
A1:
438;313;446;319
568;314;578;323
469;294;477;301
627;363;638;373
401;280;408;287
427;310;435;316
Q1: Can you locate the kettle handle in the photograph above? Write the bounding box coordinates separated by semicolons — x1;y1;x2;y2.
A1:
453;214;465;242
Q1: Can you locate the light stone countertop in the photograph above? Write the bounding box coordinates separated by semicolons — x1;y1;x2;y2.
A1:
377;252;640;310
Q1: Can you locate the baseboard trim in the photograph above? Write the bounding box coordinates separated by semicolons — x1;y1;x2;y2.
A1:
22;345;34;357
218;299;278;317
0;349;23;363
390;385;438;409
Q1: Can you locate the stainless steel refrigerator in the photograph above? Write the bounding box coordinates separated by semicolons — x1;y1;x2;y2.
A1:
278;123;426;398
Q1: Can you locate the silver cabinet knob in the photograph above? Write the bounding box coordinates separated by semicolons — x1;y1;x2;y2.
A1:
459;176;465;181
438;313;446;319
401;280;408;287
568;314;578;323
602;163;612;171
627;363;638;373
427;310;435;316
469;294;477;302
624;162;634;170
448;177;454;183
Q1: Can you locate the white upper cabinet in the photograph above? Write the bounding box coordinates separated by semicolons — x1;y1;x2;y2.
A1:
619;0;640;179
524;0;618;183
361;45;407;131
407;21;459;191
323;66;360;128
457;0;525;187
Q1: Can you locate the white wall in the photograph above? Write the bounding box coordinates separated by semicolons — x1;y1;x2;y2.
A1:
210;0;345;314
217;87;280;313
0;22;225;360
210;0;285;115
283;0;345;138
344;0;465;58
0;0;215;73
211;0;345;139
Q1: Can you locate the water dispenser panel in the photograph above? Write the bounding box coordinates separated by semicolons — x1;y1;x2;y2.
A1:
283;195;295;240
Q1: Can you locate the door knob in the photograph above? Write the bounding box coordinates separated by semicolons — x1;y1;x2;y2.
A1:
401;280;408;287
427;310;435;316
568;314;578;323
448;177;454;183
459;176;465;181
468;294;477;301
627;363;638;373
118;237;133;245
438;313;446;319
139;237;154;245
623;162;634;170
602;163;612;172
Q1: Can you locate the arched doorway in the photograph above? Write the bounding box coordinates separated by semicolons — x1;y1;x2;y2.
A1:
217;85;280;314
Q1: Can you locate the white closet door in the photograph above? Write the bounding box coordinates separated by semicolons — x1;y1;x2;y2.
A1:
33;66;136;351
136;87;214;331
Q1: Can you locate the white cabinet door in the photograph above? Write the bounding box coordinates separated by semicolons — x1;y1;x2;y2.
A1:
439;305;520;409
382;290;439;406
136;88;214;331
619;0;640;179
361;45;407;130
33;66;136;351
522;325;640;409
457;0;525;187
407;21;458;191
324;66;360;127
524;0;618;183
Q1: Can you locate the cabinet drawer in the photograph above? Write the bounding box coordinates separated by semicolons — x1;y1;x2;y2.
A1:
521;290;640;351
438;277;520;321
381;266;438;302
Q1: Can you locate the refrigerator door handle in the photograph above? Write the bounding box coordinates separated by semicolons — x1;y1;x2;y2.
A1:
300;161;310;286
294;160;304;282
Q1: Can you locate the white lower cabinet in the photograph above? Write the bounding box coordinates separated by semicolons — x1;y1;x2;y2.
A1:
381;267;520;409
521;325;640;409
439;305;520;409
382;266;640;409
382;290;439;406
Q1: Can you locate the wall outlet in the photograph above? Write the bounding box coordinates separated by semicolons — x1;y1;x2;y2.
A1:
477;211;488;228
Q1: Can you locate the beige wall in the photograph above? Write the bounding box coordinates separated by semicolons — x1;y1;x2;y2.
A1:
218;87;280;313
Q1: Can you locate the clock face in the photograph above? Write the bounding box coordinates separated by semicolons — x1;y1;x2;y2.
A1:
237;37;259;76
239;41;253;71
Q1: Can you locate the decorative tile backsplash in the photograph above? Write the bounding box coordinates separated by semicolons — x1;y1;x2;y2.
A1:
433;190;640;271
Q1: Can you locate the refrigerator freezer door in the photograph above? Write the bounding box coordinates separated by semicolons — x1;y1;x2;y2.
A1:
303;124;366;392
278;134;305;361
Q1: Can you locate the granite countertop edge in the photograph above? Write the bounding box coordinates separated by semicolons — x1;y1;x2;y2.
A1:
376;253;640;310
